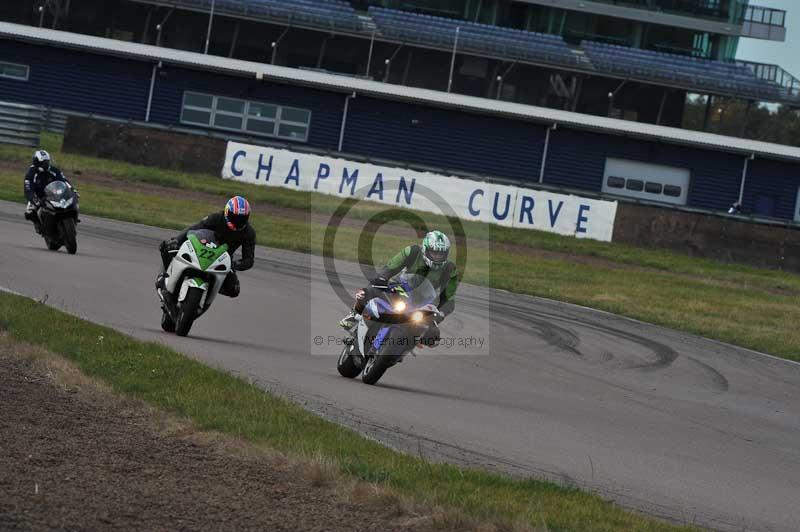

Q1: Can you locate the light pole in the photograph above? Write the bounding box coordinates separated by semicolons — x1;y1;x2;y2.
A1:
270;26;290;65
365;29;376;78
154;9;172;47
496;75;503;99
38;5;45;28
447;26;460;93
383;58;391;82
204;0;216;55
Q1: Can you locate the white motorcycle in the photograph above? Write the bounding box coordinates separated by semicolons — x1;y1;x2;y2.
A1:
156;229;232;337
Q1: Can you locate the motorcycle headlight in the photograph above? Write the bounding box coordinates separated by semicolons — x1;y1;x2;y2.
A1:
393;301;407;312
48;197;74;209
411;311;423;322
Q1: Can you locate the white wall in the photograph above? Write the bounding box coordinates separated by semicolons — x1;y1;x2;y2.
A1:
223;142;619;242
602;158;690;206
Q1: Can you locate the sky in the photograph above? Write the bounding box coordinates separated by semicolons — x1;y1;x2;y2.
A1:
736;0;800;76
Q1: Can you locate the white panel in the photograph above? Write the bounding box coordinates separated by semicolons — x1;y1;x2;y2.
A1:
602;158;690;206
224;142;619;242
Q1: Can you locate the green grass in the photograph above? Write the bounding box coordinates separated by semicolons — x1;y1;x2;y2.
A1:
1;134;798;360
0;291;697;532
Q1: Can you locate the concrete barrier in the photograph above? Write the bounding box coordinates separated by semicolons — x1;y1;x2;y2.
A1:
63;116;226;175
614;202;800;271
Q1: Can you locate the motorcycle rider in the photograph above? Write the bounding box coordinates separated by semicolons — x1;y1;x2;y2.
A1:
156;196;255;298
339;230;458;344
24;150;74;233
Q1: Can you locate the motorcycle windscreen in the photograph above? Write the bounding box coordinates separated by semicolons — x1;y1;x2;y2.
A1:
187;228;217;244
395;273;438;309
44;180;69;201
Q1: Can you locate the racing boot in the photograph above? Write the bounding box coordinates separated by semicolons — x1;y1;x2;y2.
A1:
155;272;167;291
338;310;359;334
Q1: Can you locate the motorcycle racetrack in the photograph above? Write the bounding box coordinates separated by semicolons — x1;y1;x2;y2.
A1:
1;200;798;532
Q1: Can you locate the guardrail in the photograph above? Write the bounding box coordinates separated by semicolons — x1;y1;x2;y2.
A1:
0;100;42;147
43;107;69;134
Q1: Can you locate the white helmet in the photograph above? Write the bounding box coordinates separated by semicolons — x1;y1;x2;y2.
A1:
421;230;451;270
32;150;51;171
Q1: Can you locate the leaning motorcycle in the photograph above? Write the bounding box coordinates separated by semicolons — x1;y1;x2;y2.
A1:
35;180;79;254
156;229;231;337
337;273;442;385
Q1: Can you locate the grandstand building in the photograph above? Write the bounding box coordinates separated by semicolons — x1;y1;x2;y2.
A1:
1;1;800;222
1;0;795;130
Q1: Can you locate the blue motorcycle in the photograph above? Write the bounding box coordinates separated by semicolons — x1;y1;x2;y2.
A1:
337;273;442;385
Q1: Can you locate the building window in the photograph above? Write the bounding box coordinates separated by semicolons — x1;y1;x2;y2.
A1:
0;61;29;81
626;179;644;191
181;91;311;142
663;185;682;197
606;176;625;188
645;182;663;194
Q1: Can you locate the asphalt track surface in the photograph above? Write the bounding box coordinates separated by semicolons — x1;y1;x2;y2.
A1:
1;200;798;532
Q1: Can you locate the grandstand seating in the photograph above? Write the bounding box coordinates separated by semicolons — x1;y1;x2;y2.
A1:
582;41;789;101
368;7;581;67
143;0;363;32
131;0;798;103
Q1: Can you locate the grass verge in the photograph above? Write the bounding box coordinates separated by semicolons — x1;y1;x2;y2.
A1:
0;291;696;532
0;134;798;360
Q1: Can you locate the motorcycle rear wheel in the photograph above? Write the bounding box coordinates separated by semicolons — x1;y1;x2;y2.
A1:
44;236;61;251
160;310;176;333
337;343;361;378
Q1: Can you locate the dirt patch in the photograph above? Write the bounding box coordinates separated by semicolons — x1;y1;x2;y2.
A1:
0;340;434;532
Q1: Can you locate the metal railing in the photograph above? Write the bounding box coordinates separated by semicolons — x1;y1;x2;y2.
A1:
0;100;42;147
571;0;748;25
736;60;800;98
744;5;786;28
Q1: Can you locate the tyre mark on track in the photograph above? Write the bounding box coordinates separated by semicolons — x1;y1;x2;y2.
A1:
687;356;730;392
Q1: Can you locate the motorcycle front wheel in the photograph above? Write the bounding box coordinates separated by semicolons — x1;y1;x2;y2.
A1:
175;287;203;337
60;217;77;255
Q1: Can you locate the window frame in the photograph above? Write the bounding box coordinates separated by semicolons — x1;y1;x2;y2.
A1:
180;91;311;142
0;61;30;81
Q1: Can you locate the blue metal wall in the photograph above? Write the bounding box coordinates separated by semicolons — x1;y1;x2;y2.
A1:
344;96;547;183
545;128;746;212
746;159;800;219
2;39;799;220
0;40;151;120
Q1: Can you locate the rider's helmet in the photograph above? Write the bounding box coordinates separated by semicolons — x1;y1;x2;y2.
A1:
421;230;451;270
224;196;251;231
32;150;51;172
